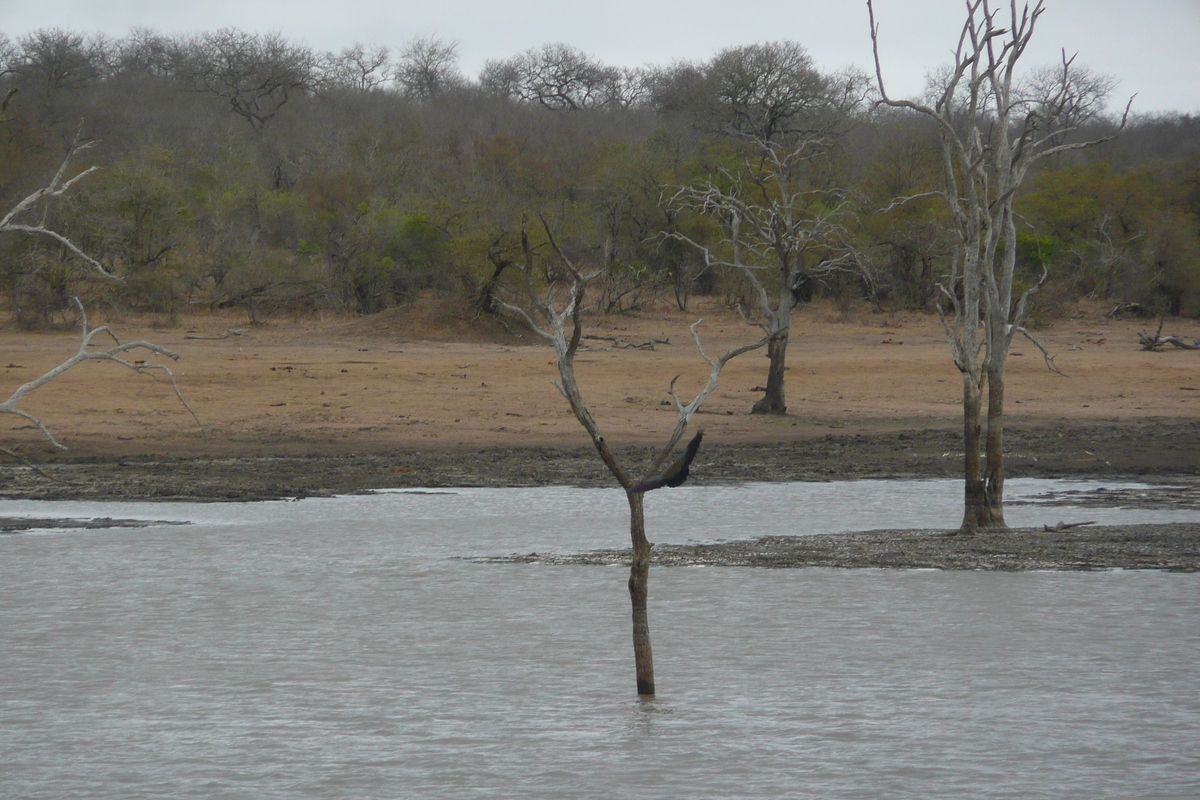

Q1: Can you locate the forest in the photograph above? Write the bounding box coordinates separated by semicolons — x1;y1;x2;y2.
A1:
1;27;1197;329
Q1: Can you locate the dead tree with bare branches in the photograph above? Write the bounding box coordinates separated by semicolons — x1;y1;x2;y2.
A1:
498;217;765;696
868;0;1130;531
669;136;858;414
0;138;203;453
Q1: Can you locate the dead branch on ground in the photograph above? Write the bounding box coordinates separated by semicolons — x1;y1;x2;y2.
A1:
1139;317;1200;351
1043;520;1097;532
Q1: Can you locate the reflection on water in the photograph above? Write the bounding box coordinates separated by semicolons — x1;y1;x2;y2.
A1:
1;480;1197;799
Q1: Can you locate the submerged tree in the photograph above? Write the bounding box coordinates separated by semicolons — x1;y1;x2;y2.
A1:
499;217;765;696
868;0;1129;530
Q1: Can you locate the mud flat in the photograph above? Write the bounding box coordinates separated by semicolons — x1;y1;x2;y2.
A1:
480;523;1200;572
2;419;1199;502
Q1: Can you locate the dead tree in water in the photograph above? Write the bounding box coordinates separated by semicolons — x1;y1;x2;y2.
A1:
498;217;765;696
868;0;1129;531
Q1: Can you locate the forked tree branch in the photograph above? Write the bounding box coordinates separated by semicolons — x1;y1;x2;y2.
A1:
499;216;765;488
0;129;118;280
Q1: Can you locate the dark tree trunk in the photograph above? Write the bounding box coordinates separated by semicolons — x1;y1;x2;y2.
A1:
751;331;788;415
478;256;513;315
961;375;1006;532
627;493;654;696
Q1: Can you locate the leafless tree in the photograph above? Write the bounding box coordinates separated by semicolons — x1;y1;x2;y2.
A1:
323;42;392;93
708;41;830;142
498;217;766;696
670;136;858;413
111;27;180;78
176;29;318;131
1;299;202;449
10;29;103;93
868;0;1130;531
480;43;622;111
394;36;462;101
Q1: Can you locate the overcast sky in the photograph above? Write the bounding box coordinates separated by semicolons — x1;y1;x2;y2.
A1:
2;0;1197;114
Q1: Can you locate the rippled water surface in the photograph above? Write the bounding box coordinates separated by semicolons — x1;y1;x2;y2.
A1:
2;480;1197;799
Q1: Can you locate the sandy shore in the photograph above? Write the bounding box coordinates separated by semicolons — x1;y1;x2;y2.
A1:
2;299;1198;464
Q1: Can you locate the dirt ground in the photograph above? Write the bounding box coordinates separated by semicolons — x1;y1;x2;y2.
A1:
1;298;1199;500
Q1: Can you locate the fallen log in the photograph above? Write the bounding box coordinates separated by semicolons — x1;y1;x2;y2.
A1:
1043;520;1097;532
1138;317;1200;351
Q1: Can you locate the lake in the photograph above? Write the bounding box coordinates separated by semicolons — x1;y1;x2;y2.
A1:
2;479;1197;799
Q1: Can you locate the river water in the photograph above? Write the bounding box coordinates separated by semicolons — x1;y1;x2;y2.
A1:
2;479;1198;799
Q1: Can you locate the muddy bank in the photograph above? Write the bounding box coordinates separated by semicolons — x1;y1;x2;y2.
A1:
479;523;1200;572
0;517;189;534
2;419;1199;502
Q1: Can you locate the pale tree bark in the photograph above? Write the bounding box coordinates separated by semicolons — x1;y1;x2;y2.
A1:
1;298;204;449
868;0;1129;531
670;138;858;414
0;131;116;279
498;216;765;696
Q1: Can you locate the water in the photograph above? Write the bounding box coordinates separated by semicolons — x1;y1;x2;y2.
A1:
1;480;1198;799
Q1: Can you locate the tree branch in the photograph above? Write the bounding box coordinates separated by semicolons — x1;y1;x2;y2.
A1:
0;298;204;449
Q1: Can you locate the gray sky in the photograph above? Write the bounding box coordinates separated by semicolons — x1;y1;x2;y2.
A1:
2;0;1197;114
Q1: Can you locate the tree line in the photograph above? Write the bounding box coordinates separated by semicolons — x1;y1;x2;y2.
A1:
1;26;1197;331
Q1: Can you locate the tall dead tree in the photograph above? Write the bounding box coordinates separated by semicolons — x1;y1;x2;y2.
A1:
499;218;765;696
868;0;1128;531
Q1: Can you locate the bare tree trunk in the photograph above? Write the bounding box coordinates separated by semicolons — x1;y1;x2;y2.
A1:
751;330;788;414
961;372;1006;532
983;361;1008;527
627;492;654;695
961;378;988;531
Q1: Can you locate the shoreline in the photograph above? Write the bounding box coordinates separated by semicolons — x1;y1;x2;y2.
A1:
3;419;1200;502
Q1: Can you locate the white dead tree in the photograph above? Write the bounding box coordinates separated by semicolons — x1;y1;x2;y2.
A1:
0;132;203;452
670;137;858;414
1;299;203;449
498;217;766;697
868;0;1129;531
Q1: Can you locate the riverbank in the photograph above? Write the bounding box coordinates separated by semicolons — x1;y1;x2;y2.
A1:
2;418;1200;501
